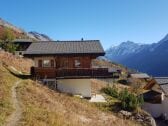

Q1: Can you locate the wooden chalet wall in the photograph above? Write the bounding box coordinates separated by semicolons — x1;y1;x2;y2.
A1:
32;55;104;79
34;55;97;69
57;56;93;68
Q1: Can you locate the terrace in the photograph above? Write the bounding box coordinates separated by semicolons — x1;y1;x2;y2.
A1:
31;67;119;79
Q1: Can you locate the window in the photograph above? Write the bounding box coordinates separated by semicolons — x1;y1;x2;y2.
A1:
38;60;42;67
74;59;81;68
43;60;51;67
60;58;68;68
51;60;54;67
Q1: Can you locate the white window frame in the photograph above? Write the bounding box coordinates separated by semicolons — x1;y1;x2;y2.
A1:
43;59;51;67
74;58;81;68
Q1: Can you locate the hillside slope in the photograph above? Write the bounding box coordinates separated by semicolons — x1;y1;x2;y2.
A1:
17;80;136;126
0;52;140;126
0;50;33;73
0;18;52;41
0;63;18;125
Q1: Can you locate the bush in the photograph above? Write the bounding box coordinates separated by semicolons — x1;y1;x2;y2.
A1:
118;89;144;111
2;42;18;53
101;86;118;98
0;28;17;53
102;87;144;111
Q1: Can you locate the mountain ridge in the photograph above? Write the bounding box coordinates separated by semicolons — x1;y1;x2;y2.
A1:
106;34;168;76
0;18;52;41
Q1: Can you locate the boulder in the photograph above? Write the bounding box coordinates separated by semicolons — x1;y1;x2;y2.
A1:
119;110;132;118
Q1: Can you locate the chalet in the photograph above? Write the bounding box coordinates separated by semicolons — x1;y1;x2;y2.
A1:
142;77;168;119
24;40;115;97
13;39;34;56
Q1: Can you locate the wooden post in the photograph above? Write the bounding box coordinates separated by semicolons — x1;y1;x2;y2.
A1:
55;79;58;90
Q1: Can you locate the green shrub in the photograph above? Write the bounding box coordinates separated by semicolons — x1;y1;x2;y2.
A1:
102;87;144;111
0;28;17;53
118;89;144;111
101;86;118;98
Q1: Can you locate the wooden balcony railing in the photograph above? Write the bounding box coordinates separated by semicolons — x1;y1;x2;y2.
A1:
56;68;111;78
31;67;118;79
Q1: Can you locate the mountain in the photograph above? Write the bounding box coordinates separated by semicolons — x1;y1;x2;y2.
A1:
0;18;52;41
28;31;52;41
106;34;168;76
0;18;24;33
0;18;28;39
106;41;149;62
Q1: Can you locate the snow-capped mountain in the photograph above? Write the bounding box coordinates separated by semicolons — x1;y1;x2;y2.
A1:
106;34;168;76
107;41;146;55
106;41;148;62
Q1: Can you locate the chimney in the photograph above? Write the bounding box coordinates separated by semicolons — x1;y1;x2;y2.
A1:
81;38;84;41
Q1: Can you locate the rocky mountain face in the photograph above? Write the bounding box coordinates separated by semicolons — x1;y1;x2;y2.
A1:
106;34;168;76
0;18;52;41
106;41;149;62
28;31;52;41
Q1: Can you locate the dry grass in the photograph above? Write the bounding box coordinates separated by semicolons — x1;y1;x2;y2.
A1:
0;51;33;73
91;79;107;94
0;65;18;125
0;52;142;126
0;51;31;125
17;80;138;126
92;79;130;92
128;78;148;94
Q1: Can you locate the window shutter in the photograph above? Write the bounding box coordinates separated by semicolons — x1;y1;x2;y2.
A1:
51;60;54;67
38;60;42;67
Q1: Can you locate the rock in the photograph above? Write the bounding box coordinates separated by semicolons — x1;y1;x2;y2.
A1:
130;116;135;120
119;110;132;118
150;118;157;126
145;116;152;121
134;113;156;126
137;119;144;122
135;113;141;118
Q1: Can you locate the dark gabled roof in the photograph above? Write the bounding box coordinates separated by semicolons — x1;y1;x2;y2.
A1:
155;77;168;85
24;40;105;56
130;73;150;79
13;39;33;43
154;77;168;95
160;84;168;95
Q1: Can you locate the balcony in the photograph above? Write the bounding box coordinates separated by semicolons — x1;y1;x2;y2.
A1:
31;67;119;79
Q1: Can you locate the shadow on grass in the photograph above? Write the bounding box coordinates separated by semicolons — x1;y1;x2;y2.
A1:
4;65;32;80
108;102;122;112
9;71;31;79
94;99;121;113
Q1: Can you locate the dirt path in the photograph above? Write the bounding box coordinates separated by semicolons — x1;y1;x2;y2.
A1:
5;80;22;126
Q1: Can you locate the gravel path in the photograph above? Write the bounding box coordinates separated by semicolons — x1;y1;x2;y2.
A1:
5;80;22;126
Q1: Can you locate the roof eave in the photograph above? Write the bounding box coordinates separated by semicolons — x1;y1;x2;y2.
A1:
24;52;105;57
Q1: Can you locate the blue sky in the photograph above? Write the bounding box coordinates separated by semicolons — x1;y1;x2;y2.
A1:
0;0;168;49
